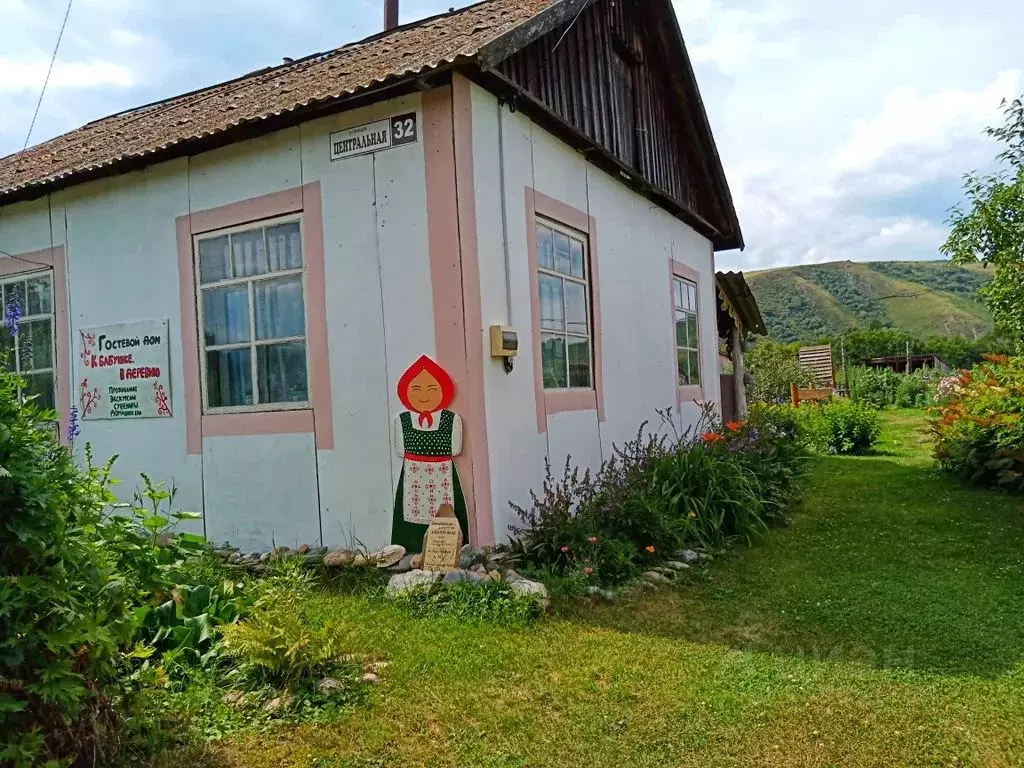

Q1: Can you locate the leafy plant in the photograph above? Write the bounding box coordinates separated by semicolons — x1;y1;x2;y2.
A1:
0;366;125;766
930;355;1024;492
798;399;882;455
219;567;343;687
746;339;815;403
390;581;542;624
508;405;806;584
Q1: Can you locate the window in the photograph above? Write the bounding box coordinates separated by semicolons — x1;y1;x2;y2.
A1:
195;217;309;412
536;218;592;390
673;276;700;387
1;272;56;409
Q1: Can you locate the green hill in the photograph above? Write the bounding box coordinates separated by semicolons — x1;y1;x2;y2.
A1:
745;260;993;342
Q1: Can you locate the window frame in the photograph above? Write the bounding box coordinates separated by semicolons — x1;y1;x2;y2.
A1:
535;215;594;392
193;213;312;415
0;269;57;409
673;274;701;388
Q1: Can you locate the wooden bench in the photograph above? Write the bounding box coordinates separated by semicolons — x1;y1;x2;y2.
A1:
791;383;833;407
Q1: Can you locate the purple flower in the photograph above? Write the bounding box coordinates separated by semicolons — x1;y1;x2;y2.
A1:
66;405;81;444
4;294;22;337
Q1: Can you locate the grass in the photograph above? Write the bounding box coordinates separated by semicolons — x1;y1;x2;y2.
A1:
161;411;1024;767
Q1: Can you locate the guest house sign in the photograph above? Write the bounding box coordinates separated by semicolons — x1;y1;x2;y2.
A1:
78;319;172;420
329;112;418;161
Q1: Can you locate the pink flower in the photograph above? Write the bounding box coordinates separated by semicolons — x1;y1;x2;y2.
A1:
587;536;598;544
560;545;569;553
584;567;593;575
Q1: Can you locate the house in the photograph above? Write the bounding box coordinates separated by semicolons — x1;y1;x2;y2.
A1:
0;0;742;551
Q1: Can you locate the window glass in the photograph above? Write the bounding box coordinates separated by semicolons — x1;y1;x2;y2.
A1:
567;337;592;388
538;274;564;331
553;230;572;275
1;272;57;410
569;239;585;278
254;276;305;340
206;348;253;407
674;276;700;387
231;228;267;278
202;285;250;346
267;222;302;272
537;226;554;270
198;236;231;283
536;218;593;391
541;334;567;389
257;342;308;403
196;217;309;411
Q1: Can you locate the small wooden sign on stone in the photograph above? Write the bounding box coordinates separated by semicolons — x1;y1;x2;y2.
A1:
421;504;463;572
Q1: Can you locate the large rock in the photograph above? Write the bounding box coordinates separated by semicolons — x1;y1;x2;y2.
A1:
509;579;548;599
323;550;356;568
387;569;442;595
642;571;672;585
318;677;345;694
443;569;488;585
502;568;524;583
665;560;691;571
373;544;406;568
388;553;418;574
680;550;700;564
459;544;487;569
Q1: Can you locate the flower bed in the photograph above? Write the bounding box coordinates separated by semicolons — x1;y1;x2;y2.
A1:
507;406;808;587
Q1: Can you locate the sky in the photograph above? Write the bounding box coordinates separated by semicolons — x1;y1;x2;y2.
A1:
0;0;1021;271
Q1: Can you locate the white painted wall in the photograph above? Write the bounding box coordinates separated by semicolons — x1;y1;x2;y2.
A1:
0;93;433;552
0;81;724;553
468;83;721;542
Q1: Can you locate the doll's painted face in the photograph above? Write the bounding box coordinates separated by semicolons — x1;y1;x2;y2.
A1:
407;369;443;413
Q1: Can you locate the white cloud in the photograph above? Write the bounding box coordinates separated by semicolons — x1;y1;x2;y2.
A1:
0;58;134;92
831;70;1022;176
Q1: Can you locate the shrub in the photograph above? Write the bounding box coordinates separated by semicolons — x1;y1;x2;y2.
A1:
848;366;901;408
798;399;882;455
931;355;1024;492
0;367;130;766
508;406;807;584
219;567;344;687
848;366;943;409
747;339;815;403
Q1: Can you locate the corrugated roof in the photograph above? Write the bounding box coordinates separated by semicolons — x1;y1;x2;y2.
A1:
716;271;766;336
0;0;554;201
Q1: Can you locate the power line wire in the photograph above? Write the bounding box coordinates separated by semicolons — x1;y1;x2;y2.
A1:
23;0;74;151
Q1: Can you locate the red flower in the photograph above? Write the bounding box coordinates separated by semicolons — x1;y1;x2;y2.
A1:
702;432;725;443
560;545;570;553
645;545;656;553
726;420;745;432
584;566;593;575
587;536;598;544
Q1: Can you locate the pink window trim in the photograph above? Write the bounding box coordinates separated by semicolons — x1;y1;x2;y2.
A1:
175;182;334;454
670;258;704;404
525;186;605;434
0;246;70;443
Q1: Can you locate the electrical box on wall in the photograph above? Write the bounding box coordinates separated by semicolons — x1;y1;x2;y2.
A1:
489;325;519;358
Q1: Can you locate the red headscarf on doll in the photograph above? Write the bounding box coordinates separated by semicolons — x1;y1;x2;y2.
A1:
397;355;456;427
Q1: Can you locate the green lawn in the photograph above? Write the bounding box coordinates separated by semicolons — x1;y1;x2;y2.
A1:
167;411;1024;767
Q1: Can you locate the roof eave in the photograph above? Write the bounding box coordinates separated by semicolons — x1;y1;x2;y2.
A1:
0;66;455;208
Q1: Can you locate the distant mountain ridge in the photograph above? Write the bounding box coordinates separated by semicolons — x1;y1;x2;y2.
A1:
745;260;993;342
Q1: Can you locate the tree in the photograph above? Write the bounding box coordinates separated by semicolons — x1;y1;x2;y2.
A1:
943;97;1024;348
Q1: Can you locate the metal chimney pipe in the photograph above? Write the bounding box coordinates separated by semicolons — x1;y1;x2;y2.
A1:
384;0;399;30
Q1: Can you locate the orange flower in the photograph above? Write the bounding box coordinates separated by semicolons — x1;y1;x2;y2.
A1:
645;545;656;553
702;431;725;443
726;420;745;432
